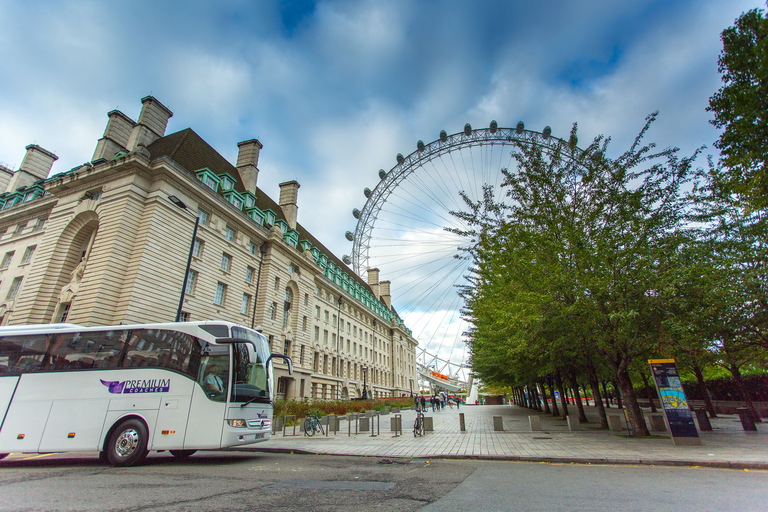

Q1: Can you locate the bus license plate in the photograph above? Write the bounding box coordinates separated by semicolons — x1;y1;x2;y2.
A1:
256;433;266;439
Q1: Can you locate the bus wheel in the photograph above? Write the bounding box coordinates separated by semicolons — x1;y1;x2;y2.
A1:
106;418;149;467
169;450;197;458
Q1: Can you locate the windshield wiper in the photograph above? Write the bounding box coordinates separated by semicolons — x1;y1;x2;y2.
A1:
240;396;271;407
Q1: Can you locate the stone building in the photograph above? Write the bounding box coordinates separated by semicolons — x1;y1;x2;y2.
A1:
0;96;419;400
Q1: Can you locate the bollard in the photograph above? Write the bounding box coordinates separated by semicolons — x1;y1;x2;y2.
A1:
327;415;338;435
391;414;402;436
392;407;400;413
359;416;370;432
566;415;581;432
423;416;434;432
692;409;712;432
493;416;504;431
348;413;358;436
273;416;284;433
529;415;541;431
371;413;379;437
736;407;757;432
459;412;466;432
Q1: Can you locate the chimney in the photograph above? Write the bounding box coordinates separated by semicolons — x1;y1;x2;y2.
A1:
0;164;14;194
126;96;173;151
236;139;262;192
380;280;392;308
7;144;57;192
367;268;380;299
278;180;300;230
92;110;136;161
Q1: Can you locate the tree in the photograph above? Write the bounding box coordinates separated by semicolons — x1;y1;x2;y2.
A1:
707;8;768;209
455;116;699;436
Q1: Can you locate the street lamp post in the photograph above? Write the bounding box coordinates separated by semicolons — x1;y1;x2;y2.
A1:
362;366;368;400
409;378;413;398
169;195;199;322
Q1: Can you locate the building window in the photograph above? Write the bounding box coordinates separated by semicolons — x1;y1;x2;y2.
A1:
302;316;307;332
220;253;231;272
7;276;23;300
197;208;209;226
283;339;290;356
274;277;279;291
1;251;13;269
323;330;328;344
324;310;329;323
214;282;227;305
288;263;299;274
32;218;45;231
185;270;198;294
332;314;337;327
300;345;305;366
241;294;251;315
283;288;292;328
245;266;255;283
179;311;190;321
204;175;218;190
304;293;309;306
192;238;204;258
315;306;320;318
225;226;235;242
59;303;71;323
271;302;277;320
21;246;36;265
249;242;258;255
314;326;319;341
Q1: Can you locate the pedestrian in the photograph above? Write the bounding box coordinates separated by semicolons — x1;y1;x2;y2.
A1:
456;398;460;409
420;395;426;411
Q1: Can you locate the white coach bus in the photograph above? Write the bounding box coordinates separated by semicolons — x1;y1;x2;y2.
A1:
0;321;292;466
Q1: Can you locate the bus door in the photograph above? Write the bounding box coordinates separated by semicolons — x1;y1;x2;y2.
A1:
181;345;229;449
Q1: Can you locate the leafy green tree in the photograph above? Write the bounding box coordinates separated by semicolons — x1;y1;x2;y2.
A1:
707;8;768;209
455;116;699;436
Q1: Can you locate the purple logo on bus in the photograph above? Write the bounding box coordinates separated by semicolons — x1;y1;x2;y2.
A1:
101;378;170;394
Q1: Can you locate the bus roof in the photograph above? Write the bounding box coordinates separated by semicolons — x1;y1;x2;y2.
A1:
0;320;265;346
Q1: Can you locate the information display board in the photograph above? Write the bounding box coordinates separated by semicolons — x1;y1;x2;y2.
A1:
648;359;701;446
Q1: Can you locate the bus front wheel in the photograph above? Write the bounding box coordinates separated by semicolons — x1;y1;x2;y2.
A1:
106;418;149;467
169;450;197;458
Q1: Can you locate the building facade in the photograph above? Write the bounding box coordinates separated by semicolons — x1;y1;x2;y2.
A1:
0;96;419;400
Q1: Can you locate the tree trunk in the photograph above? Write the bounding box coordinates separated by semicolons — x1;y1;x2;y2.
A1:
731;364;761;423
533;385;542;411
616;368;650;437
692;363;717;418
639;370;657;413
547;378;559;417
602;380;610;408
582;384;590;406
539;381;551;414
567;370;588;423
588;372;609;428
556;374;569;418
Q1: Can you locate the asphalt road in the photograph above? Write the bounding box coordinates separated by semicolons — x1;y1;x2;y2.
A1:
1;451;766;511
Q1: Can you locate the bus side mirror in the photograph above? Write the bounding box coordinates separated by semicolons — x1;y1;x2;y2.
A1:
265;353;294;381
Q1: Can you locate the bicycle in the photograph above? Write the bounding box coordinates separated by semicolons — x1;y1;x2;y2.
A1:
304;411;325;436
413;405;425;437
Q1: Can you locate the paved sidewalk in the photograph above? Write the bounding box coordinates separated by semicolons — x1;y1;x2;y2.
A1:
251;404;768;469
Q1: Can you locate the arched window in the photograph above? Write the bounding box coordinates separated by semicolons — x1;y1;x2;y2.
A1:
282;287;293;328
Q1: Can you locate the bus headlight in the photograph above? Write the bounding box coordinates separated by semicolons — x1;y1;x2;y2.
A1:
227;419;247;428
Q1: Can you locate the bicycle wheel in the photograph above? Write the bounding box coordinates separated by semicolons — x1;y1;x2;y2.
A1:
317;422;325;435
413;417;422;437
305;418;315;436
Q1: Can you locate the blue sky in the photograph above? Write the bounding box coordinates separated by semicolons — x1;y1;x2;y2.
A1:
0;0;761;365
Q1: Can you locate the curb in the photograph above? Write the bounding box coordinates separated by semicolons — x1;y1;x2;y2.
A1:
245;447;768;471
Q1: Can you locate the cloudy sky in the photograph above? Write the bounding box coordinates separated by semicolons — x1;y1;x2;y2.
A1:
0;0;760;369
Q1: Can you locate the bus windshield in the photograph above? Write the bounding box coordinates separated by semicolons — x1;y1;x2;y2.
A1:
230;327;270;404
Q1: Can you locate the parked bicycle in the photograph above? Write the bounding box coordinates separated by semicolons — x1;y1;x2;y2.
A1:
304;411;325;436
413;405;425;437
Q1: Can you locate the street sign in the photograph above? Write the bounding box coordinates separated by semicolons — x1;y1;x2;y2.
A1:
648;359;701;446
